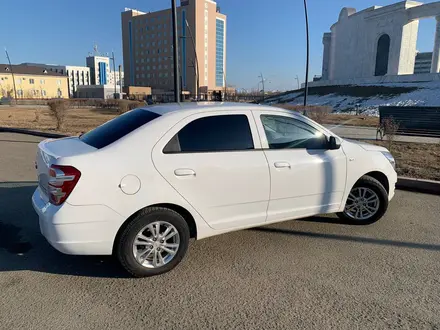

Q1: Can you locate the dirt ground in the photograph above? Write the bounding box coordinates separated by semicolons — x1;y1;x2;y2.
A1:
321;114;379;127
370;140;440;181
1;106;438;181
0;106;117;136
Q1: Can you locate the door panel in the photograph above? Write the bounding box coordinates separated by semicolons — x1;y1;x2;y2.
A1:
264;149;346;221
253;111;347;222
152;111;270;230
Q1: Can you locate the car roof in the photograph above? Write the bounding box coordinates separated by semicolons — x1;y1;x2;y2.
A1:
139;102;291;116
137;102;337;138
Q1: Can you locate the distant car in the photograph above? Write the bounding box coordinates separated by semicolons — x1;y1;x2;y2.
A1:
0;97;12;105
32;103;397;277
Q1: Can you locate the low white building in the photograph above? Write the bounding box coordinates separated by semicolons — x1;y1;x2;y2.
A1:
76;85;121;99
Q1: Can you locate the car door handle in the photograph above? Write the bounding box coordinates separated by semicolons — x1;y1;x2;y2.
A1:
274;162;291;169
174;169;196;177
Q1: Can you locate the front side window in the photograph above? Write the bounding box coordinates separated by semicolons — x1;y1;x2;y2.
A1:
164;115;254;153
261;115;327;150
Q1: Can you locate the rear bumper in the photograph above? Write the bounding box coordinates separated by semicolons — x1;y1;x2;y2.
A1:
32;187;124;255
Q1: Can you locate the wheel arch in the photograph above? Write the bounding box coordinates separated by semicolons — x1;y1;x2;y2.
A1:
362;171;389;194
112;203;198;255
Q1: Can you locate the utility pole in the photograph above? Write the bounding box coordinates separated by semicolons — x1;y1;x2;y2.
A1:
171;0;180;103
118;65;122;93
258;72;265;102
223;71;227;100
5;49;18;102
303;0;310;108
111;51;117;98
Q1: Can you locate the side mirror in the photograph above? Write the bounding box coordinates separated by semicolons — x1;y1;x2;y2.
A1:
328;136;341;150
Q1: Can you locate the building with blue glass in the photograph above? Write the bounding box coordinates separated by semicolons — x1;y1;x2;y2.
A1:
121;0;227;95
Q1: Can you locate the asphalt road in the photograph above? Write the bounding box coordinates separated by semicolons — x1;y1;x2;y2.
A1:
1;132;440;330
325;124;440;144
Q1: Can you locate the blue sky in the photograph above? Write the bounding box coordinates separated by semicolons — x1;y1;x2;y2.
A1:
2;0;439;91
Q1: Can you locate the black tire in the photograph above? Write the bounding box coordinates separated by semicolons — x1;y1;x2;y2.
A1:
115;207;190;278
337;175;389;225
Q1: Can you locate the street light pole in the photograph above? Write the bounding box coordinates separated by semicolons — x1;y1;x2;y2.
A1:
171;0;180;103
185;19;199;99
303;0;310;107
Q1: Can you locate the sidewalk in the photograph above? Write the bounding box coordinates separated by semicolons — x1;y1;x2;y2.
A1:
325;124;440;144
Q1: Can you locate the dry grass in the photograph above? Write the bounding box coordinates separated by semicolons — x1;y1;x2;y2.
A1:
0;106;117;136
369;140;440;181
321;114;379;127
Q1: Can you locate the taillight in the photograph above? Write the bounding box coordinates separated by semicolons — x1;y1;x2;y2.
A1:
48;165;81;205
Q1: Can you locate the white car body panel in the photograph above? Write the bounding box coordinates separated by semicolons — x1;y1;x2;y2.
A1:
31;102;398;255
152;110;270;230
252;110;347;222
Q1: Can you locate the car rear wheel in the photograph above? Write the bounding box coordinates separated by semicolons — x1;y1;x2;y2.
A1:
337;176;389;225
116;207;190;277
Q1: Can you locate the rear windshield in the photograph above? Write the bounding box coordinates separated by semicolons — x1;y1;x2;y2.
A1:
80;109;161;149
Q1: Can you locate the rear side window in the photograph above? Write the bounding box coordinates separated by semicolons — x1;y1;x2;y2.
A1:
80;109;160;149
163;114;254;153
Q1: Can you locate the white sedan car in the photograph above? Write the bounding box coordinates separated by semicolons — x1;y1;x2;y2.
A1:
32;103;397;277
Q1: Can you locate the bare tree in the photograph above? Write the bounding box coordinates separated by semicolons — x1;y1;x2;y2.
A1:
34;109;40;123
48;100;68;130
381;116;400;151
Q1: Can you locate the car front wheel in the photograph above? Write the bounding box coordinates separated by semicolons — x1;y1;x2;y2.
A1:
115;207;190;277
337;176;389;225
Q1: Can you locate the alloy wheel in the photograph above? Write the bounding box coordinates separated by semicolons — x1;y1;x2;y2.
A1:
344;187;380;220
132;221;180;268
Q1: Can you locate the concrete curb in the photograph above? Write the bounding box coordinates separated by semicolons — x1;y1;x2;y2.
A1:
0;127;67;139
397;177;440;195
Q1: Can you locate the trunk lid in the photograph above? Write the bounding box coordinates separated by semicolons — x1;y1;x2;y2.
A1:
36;137;96;201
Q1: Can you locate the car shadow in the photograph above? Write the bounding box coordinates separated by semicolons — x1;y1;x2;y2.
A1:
0;182;129;278
296;215;348;225
249;226;440;251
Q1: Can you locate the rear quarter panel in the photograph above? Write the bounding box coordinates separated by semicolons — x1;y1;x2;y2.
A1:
58;113;212;238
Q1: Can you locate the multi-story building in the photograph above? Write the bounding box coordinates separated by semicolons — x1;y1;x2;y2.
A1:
22;63;91;97
86;56;111;85
0;64;68;99
121;0;227;95
414;52;433;74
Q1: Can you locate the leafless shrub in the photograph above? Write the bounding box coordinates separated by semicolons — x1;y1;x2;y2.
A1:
381;116;400;151
117;100;130;114
116;100;144;115
34;109;40;123
275;104;333;124
47;99;68;130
